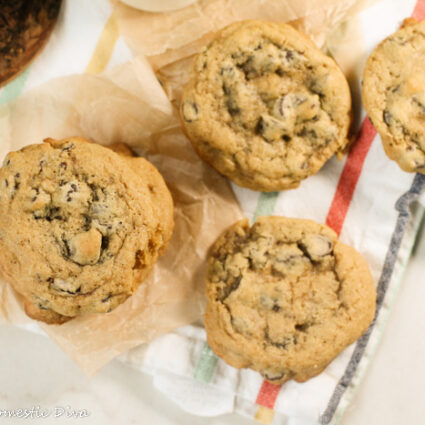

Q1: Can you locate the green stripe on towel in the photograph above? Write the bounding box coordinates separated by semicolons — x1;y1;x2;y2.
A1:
253;192;279;222
195;191;280;383
0;68;30;105
194;342;219;383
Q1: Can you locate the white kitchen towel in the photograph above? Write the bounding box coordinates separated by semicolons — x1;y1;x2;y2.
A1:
2;0;425;424
118;1;425;424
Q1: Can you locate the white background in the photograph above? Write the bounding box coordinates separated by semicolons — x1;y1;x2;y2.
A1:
0;0;424;424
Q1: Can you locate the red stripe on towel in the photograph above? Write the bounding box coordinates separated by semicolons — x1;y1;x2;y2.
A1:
255;118;377;409
412;0;425;20
255;381;282;409
255;0;425;415
325;118;377;235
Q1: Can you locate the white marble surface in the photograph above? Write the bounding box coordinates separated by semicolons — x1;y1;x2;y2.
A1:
0;219;424;424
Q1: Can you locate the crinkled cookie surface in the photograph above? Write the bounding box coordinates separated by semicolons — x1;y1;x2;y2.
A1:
181;20;352;191
363;18;425;172
0;137;173;324
205;217;375;384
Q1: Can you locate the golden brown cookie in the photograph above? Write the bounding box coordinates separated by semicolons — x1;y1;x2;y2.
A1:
204;217;375;384
0;137;174;324
180;20;352;192
362;18;425;172
0;0;62;87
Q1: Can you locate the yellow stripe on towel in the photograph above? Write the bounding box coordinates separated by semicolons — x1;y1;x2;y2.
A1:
254;406;275;424
85;14;119;74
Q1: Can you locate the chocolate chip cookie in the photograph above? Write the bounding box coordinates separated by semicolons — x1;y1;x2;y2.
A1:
0;0;62;87
180;20;352;192
204;217;375;384
362;18;425;172
0;137;174;324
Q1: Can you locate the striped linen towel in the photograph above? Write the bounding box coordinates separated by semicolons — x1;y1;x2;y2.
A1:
118;0;425;424
1;0;424;424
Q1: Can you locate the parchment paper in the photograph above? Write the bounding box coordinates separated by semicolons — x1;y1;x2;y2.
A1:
0;56;242;374
111;0;378;105
0;0;378;375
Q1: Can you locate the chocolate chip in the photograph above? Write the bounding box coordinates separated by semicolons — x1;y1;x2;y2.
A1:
218;275;241;301
256;115;288;143
47;206;61;221
277;96;285;118
62;236;71;257
295;322;311;332
412;97;425;114
89;184;99;202
50;278;81;295
383;110;392;126
102;294;112;303
273;94;307;122
275;254;305;265
270;336;294;349
182;101;199;122
262;370;285;381
237;56;256;79
60;162;67;169
256;117;264;135
226;98;240;116
61;143;75;152
83;214;92;230
34;205;62;221
220;66;234;77
299;234;333;260
133;250;144;270
309;79;325;98
297;127;317;139
66;188;75;202
101;235;109;251
230;317;248;334
39;160;46;172
260;293;281;310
